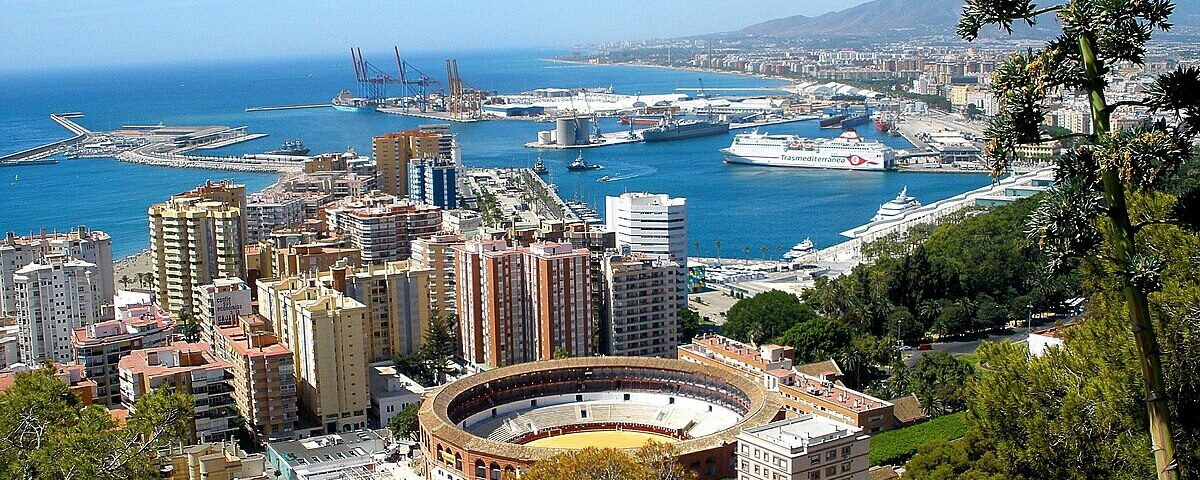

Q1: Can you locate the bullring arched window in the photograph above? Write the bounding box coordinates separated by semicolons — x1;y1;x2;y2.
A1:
475;459;486;479
490;462;501;480
455;452;463;471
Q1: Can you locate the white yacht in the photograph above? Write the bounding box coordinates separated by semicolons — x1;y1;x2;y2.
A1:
783;238;815;259
872;186;921;222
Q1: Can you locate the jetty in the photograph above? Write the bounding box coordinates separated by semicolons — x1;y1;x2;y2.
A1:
244;104;331;112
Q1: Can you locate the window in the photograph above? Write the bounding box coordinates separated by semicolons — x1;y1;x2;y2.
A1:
826;466;837;476
826;450;836;460
841;462;851;472
842;446;851;459
810;454;820;465
808;471;821;480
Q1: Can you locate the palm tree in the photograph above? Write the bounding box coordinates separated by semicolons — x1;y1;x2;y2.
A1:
176;309;202;343
119;275;130;290
742;246;751;260
693;241;702;258
760;245;769;260
139;272;153;288
714;240;722;263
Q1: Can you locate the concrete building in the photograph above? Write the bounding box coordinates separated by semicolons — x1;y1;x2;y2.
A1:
736;415;869;480
14;253;107;364
119;342;237;443
212;313;297;443
266;429;390;480
605;193;688;306
0;362;97;405
408;156;459;209
257;277;369;434
524;242;593;360
72;305;174;406
149;181;247;315
679;335;902;433
0;226;114;318
410;234;466;315
160;441;269;480
195;277;253;345
325;194;442;263
322;260;431;362
601;252;679;357
245;192;306;243
454;240;592;368
258;241;361;281
373;130;442;198
367;362;426;430
0;317;18;368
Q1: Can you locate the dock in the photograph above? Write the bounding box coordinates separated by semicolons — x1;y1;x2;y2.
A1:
377;107;480;123
524;115;816;150
0;113;90;165
244;104;331;112
191;133;269;150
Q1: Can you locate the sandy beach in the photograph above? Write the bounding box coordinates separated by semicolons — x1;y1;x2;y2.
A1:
113;249;153;287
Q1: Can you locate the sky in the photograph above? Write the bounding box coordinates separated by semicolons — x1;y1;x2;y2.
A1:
0;0;870;71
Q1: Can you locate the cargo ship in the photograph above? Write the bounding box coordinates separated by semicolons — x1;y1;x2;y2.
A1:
332;90;376;112
840;113;870;128
875;114;896;133
640;118;730;142
721;128;896;171
819;114;848;129
619;115;663;125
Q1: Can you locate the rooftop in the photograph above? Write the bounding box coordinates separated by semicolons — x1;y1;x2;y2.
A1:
741;414;862;451
269;429;388;468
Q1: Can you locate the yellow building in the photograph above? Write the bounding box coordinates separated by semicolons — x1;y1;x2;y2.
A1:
149;181;247;315
319;260;431;362
373;130;441;197
410;234;466;316
947;85;972;107
161;441;268;480
257;276;369;434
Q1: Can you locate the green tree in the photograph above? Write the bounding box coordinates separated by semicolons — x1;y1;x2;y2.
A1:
119;274;130;290
679;307;703;343
960;1;1200;477
0;365;193;480
176;309;201;343
419;309;459;385
773;317;856;363
894;351;974;416
512;442;697;480
722;290;816;345
388;404;420;439
838;334;898;389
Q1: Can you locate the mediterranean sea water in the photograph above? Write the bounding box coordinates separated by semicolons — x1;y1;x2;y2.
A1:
0;49;991;258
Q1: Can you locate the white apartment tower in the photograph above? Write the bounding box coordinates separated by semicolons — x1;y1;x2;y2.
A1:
605;192;688;306
14;253;106;364
0;226;114;318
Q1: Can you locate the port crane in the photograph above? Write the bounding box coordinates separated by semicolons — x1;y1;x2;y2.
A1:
349;47;403;103
393;46;440;112
444;58;483;120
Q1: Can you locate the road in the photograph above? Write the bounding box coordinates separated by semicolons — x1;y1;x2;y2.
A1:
901;330;1030;366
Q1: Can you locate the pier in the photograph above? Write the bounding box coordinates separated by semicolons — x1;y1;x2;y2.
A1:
377;107;481;123
116;144;303;173
244;104;331;112
524;115;816;150
0;113;90;166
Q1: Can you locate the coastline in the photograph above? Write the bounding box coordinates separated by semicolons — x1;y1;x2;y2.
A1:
542;57;796;84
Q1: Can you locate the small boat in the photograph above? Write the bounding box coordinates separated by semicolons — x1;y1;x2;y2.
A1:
533;156;549;175
783;239;816;260
596;175;612;182
265;139;310;156
566;152;602;171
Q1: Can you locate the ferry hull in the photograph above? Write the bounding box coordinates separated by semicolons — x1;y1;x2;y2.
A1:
721;150;892;171
333;104;376;113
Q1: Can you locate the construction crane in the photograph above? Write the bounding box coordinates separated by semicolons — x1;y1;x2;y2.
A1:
393;46;440;112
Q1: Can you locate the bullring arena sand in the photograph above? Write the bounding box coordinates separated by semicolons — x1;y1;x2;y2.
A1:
524;430;678;449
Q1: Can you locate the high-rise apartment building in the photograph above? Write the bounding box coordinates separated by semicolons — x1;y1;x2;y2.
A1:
322;260;431;362
256;277;369;434
258;241;361;281
14;253;106;364
245;192;306;243
0;226;114;318
605;192;688;306
372;130;442;197
407;157;459;209
119;342;238;443
72;304;174;406
601;252;679;357
325;194;442;263
212;313;297;443
410;234;466;315
149;181;247;315
196;277;253;345
454;240;592;368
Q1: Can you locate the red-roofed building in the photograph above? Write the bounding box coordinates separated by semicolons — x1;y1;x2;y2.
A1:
212;314;297;443
0;363;97;405
119;342;236;443
72;304;174;406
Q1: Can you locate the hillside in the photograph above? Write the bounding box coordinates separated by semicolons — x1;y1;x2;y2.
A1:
739;0;1199;40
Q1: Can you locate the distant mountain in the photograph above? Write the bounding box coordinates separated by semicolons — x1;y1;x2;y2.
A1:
738;0;1200;41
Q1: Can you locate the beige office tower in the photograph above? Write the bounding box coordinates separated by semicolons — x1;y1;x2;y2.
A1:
321;260;431;362
410;234;466;316
372;130;441;197
602;252;679;357
149;181;247;315
257;277;369;434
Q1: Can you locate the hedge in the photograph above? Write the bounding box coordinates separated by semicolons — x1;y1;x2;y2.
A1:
868;412;967;466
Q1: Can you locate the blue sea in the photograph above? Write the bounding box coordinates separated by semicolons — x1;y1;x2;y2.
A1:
0;49;991;258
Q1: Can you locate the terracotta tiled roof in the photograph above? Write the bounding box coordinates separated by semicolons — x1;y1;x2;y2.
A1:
890;394;928;425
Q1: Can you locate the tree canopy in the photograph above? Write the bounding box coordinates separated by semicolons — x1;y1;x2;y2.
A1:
722;290;818;345
0;365;193;480
512;442;697;480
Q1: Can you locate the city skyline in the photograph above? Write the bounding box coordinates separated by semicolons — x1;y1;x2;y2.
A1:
0;0;873;71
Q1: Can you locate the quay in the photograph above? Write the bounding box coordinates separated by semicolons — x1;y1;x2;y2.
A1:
244;104;330;112
190;133;269;150
524;115;816;150
377;107;480;123
116;144;303;173
0;113;91;165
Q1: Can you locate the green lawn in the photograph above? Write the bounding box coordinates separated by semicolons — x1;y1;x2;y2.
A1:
869;412;968;466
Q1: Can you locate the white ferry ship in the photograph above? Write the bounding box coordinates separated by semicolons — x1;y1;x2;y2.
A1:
721;128;896;171
872;186;921;222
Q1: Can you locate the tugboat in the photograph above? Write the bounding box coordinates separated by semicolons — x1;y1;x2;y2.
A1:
566;152;602;171
532;155;549;175
265;139;310;156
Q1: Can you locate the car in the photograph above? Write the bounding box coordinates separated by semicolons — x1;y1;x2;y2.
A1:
917;343;933;351
898;345;913;351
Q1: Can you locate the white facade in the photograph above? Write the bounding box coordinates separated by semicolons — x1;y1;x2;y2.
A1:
196;277;253;343
0;227;113;318
737;415;870;480
367;362;426;430
245;193;306;243
14;254;105;364
605;192;688;306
